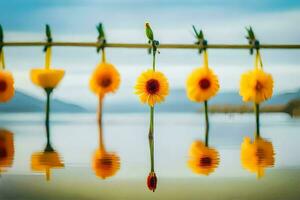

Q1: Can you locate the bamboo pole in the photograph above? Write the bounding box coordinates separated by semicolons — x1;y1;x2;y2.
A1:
0;42;300;49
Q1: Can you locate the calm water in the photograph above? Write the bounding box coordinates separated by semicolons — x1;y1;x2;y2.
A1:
0;113;300;200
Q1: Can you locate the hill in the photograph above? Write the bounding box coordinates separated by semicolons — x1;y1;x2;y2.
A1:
0;90;87;113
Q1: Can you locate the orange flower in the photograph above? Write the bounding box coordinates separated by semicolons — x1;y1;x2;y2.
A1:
0;71;14;102
90;62;121;98
0;129;14;173
135;69;169;106
239;68;273;104
92;149;120;179
30;69;65;89
187;140;219;175
241;137;275;178
31;151;64;181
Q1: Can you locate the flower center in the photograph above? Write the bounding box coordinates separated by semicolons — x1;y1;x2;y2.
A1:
98;157;113;169
0;80;7;92
146;79;160;94
98;76;112;88
255;81;263;92
256;147;265;164
199;78;211;90
0;147;7;159
199;156;212;167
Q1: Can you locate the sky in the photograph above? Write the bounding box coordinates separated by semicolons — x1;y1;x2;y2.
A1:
1;0;300;107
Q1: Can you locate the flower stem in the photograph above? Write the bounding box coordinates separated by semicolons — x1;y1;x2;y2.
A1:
45;47;51;69
0;49;5;70
204;100;209;147
101;48;106;63
152;49;156;71
149;106;155;172
44;88;54;152
255;103;260;138
203;50;208;69
98;95;105;151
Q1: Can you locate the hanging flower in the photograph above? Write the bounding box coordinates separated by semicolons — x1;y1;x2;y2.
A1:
0;71;14;102
135;69;169;106
30;69;65;89
89;62;121;98
186;67;219;102
239;68;273;104
31;150;64;181
147;172;157;192
0;129;14;172
187;140;219;175
92;149;120;179
241;137;275;178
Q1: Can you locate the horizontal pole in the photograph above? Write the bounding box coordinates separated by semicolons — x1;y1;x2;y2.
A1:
1;42;300;49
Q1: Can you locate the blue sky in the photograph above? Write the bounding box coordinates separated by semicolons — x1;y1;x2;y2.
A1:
1;0;300;107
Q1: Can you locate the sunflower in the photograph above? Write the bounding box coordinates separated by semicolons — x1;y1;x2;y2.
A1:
92;149;120;179
186;67;219;102
30;68;65;89
31;151;64;181
241;137;275;178
135;69;169;106
90;62;121;98
0;71;15;102
239;68;273;104
0;129;14;173
187;140;219;175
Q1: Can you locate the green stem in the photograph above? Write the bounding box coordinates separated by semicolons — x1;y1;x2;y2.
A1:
149;106;155;172
204;100;209;147
44;88;54;152
152;49;156;71
255;103;260;138
0;49;5;70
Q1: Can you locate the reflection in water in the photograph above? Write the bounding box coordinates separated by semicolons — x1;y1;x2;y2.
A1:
188;140;219;175
92;101;120;179
147;114;158;192
0;129;14;175
187;111;220;176
241;136;275;179
31;123;64;181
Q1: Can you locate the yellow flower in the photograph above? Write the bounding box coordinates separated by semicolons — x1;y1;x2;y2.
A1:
187;140;219;175
90;62;121;98
30;69;65;89
0;129;14;172
239;68;273;104
186;67;219;102
92;149;120;179
241;137;275;178
135;69;169;106
31;151;64;181
0;71;15;102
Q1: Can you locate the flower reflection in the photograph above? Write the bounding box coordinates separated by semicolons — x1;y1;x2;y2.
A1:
92;123;120;179
31;124;64;181
0;129;14;174
188;140;219;176
241;136;275;178
31;150;64;181
147;172;157;192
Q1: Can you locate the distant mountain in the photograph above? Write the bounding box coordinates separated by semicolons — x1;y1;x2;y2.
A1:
103;88;300;113
0;90;87;113
1;89;299;113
